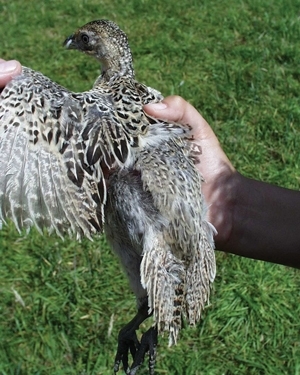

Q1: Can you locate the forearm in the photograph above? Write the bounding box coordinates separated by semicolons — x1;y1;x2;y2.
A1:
216;173;300;268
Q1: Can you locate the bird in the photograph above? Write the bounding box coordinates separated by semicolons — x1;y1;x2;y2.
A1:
0;20;216;374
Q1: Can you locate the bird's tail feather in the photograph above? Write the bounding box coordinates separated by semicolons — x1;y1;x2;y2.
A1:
185;221;216;325
140;231;185;346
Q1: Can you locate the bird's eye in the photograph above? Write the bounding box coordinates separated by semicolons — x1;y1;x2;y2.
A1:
81;34;89;44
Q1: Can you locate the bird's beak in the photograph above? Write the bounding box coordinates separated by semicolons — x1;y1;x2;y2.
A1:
63;34;77;49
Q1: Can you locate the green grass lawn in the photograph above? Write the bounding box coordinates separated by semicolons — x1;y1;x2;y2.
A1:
0;0;299;374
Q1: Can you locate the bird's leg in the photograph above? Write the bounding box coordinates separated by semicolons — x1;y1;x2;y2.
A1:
114;303;148;374
114;302;158;375
129;326;158;375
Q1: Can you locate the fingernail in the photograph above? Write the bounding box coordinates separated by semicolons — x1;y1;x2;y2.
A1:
145;102;167;110
0;60;20;75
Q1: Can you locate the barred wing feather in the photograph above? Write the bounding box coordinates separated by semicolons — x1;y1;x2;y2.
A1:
0;68;127;238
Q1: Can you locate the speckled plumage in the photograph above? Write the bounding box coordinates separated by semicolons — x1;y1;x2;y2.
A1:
0;20;216;374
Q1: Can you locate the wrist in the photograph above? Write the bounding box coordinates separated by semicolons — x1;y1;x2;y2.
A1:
210;171;243;250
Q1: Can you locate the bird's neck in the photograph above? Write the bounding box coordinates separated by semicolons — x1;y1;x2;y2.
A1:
100;50;135;82
101;65;134;82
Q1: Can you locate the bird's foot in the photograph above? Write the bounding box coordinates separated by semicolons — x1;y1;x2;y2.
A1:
114;326;158;375
114;323;140;374
129;327;158;375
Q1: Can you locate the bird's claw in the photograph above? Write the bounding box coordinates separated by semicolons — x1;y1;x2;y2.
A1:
130;327;158;375
114;327;158;375
114;329;140;374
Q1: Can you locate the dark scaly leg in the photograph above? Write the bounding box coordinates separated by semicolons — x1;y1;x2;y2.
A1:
129;326;158;375
114;302;158;374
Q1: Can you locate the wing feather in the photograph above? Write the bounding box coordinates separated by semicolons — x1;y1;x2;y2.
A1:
137;135;216;338
0;67;124;238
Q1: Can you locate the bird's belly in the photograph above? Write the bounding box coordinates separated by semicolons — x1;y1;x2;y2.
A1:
104;168;166;301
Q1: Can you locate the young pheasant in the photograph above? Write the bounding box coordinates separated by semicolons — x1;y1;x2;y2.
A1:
0;20;216;374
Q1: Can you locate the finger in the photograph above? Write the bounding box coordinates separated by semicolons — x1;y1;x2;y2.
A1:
144;95;199;124
144;95;215;141
0;60;22;87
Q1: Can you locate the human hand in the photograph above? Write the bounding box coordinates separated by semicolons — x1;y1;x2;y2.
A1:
0;59;22;89
144;96;239;247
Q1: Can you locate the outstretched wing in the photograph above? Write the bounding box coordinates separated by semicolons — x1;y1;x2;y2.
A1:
0;67;122;239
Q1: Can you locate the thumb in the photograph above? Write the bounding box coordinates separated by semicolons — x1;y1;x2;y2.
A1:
144;95;215;142
0;60;22;87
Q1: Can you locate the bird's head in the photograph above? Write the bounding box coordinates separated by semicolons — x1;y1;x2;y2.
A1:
64;19;134;79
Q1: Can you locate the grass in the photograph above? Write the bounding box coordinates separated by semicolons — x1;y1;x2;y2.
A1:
0;0;299;374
